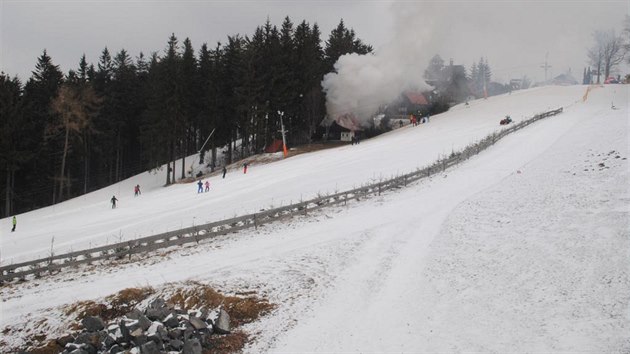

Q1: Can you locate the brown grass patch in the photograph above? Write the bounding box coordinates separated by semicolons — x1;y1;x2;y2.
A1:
26;340;62;354
167;281;275;327
203;331;248;354
62;286;154;323
106;286;155;313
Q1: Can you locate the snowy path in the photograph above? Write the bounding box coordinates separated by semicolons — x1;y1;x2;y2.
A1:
261;84;629;353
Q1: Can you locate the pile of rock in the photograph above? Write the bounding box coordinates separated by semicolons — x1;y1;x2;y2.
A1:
56;298;231;354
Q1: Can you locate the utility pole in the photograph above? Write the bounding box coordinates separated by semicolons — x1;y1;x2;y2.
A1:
278;111;288;158
541;52;552;83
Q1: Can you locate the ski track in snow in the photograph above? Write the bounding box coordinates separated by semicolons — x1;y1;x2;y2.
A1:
0;85;628;352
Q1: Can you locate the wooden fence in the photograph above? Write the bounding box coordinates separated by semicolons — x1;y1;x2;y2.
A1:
0;108;563;284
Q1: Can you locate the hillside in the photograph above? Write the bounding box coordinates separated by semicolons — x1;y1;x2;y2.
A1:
2;85;590;263
1;84;628;352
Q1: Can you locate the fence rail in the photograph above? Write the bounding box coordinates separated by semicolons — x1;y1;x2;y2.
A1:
0;108;563;283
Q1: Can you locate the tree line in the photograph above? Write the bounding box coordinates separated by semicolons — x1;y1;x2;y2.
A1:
0;17;372;217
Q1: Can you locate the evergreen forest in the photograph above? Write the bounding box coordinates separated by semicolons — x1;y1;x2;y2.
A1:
0;18;372;216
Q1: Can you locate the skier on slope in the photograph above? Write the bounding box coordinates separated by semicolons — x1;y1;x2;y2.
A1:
205;181;210;192
111;196;118;209
222;166;227;179
11;216;16;232
197;180;203;193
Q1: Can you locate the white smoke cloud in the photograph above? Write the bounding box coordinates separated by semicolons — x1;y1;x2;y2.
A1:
321;2;441;129
322;0;628;129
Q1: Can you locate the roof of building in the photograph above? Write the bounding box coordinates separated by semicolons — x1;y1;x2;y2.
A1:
404;91;429;105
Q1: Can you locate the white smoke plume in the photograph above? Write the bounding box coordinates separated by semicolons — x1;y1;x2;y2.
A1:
322;2;442;129
322;0;627;130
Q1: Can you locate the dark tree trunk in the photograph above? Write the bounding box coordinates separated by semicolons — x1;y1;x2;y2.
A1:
5;168;12;217
181;138;186;179
227;128;233;165
58;125;70;203
171;140;176;183
83;135;89;194
115;130;121;182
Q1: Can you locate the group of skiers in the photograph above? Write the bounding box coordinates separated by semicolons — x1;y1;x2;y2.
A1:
8;163;246;232
197;164;248;193
197;180;211;193
410;114;430;126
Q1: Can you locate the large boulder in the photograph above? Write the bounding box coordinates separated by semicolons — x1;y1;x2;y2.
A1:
148;297;166;310
108;344;123;354
137;314;152;331
146;298;169;321
81;316;105;332
214;309;231;334
69;349;90;354
140;341;161;354
188;316;207;331
182;338;202;354
168;339;184;351
163;312;180;328
103;333;117;348
56;334;74;347
126;309;143;320
168;328;182;340
119;320;131;343
74;332;101;347
145;308;169;321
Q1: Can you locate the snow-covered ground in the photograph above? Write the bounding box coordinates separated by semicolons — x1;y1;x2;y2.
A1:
0;85;588;264
1;84;628;352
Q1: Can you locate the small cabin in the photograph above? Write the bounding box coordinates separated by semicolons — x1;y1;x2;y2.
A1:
340;131;355;142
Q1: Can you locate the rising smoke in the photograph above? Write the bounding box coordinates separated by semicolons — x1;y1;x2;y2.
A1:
321;1;626;130
321;2;443;130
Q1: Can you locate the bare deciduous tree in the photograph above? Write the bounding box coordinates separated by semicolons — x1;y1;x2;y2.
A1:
588;29;625;83
624;15;630;64
49;83;101;203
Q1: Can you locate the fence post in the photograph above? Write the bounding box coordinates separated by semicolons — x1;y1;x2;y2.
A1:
254;214;257;230
378;183;381;196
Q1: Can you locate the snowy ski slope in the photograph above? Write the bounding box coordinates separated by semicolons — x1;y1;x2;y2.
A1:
1;85;591;264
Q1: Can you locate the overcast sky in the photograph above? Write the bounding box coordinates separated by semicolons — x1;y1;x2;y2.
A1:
1;0;628;84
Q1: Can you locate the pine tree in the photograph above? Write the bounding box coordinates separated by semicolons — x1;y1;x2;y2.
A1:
220;35;245;165
0;74;29;216
23;50;64;205
324;19;372;72
197;43;216;163
140;52;170;176
180;38;198;177
293;20;325;143
425;54;445;82
469;61;478;83
78;54;88;83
